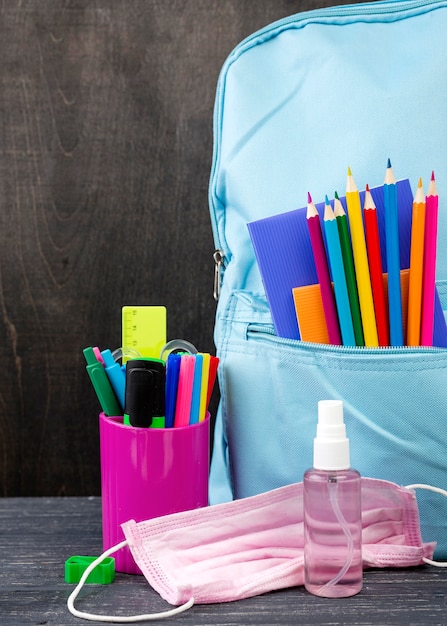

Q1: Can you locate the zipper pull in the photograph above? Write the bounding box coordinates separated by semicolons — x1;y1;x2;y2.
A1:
213;250;224;301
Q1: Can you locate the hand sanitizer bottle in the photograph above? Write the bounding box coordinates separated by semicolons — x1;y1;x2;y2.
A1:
304;400;362;597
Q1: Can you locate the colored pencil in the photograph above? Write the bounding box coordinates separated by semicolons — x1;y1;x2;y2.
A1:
363;184;389;347
421;171;439;346
407;178;426;346
334;192;364;346
383;159;403;346
306;193;341;345
345;168;378;347
323;196;356;346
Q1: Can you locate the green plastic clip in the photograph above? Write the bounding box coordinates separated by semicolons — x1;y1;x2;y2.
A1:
64;555;115;584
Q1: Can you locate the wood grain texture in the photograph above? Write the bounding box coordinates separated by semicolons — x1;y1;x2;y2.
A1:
1;497;447;625
0;0;359;496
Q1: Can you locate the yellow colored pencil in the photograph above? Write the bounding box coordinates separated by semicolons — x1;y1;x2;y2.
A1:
345;168;378;347
407;178;426;346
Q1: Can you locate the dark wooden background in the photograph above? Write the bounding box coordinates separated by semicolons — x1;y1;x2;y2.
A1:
0;0;356;496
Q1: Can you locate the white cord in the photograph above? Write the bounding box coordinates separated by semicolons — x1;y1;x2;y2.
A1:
66;540;195;623
405;483;447;499
405;483;447;568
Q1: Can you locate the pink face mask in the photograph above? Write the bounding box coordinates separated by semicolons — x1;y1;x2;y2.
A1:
67;478;444;623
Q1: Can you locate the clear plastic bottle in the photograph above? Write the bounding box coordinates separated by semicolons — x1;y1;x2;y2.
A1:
304;400;362;598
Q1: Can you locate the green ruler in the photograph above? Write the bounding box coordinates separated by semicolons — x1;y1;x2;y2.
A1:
122;306;167;362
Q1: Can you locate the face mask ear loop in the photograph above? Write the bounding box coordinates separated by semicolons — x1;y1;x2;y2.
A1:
67;540;195;622
405;483;447;568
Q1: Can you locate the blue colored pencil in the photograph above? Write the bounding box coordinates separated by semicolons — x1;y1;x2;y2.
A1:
383;159;403;346
323;196;356;346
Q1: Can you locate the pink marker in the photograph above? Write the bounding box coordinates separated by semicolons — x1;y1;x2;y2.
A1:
93;347;105;365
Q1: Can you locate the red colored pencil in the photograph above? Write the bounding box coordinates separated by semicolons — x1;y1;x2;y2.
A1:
363;185;389;346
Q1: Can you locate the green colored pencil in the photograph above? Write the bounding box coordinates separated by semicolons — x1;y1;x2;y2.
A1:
333;192;364;346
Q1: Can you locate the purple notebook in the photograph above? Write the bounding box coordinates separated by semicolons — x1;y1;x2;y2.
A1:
247;179;447;346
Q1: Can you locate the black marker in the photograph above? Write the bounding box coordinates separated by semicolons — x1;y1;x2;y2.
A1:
124;358;165;428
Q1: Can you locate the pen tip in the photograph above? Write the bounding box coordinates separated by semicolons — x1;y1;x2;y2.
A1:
307;191;312;203
387;158;392;168
334;191;339;200
418;177;423;188
347;166;352;176
325;194;330;204
431;170;435;181
365;183;370;192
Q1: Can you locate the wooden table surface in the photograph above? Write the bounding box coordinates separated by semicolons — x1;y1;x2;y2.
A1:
1;497;446;625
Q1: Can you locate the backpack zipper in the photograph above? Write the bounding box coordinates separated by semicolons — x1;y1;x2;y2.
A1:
247;323;446;355
213;249;224;301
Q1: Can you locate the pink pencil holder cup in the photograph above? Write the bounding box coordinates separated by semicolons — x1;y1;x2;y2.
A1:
99;412;210;574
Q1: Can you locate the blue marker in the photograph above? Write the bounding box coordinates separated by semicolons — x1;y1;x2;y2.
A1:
101;349;126;412
323;196;356;346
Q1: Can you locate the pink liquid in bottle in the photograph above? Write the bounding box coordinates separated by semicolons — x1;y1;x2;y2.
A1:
303;400;362;598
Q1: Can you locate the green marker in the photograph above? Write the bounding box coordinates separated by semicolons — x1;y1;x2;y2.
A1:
333;193;365;346
83;347;122;416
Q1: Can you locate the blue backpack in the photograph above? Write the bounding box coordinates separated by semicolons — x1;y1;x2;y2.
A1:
209;0;447;556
